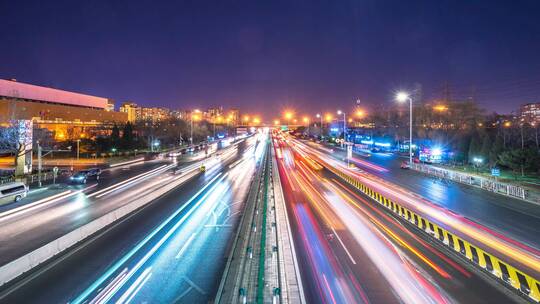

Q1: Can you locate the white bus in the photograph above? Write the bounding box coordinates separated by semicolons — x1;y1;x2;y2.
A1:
0;182;28;205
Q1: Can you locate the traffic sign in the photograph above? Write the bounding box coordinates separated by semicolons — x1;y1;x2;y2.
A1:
491;168;500;177
53;166;59;175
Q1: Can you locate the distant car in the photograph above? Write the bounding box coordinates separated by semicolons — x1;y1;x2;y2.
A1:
70;168;101;184
400;161;410;169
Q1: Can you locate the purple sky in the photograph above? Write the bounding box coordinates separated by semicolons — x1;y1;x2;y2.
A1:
1;0;539;119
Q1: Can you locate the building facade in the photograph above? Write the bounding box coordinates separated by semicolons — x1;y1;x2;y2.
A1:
520;103;540;125
0;79;127;141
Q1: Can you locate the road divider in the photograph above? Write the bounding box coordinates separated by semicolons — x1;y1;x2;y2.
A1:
109;158;145;168
325;164;540;303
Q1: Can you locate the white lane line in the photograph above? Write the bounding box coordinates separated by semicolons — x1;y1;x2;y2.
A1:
0;187;94;223
175;233;197;259
88;165;170;198
93;165;174;198
0;190;71;218
183;276;206;295
118;267;152;304
331;226;357;265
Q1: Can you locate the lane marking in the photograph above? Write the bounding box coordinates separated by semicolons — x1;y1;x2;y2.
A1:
175;233;197;259
331;227;357;265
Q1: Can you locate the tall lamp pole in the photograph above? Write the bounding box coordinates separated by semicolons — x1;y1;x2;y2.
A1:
316;113;323;139
396;92;413;165
337;110;346;148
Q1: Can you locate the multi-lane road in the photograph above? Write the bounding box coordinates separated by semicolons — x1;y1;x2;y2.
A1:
0;129;538;304
0;134;268;303
309;141;540;249
274;134;525;303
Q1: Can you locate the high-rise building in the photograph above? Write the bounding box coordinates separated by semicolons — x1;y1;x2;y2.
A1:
520;103;540;125
119;102;139;122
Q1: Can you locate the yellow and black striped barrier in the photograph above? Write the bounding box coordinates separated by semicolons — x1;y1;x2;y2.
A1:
326;165;540;303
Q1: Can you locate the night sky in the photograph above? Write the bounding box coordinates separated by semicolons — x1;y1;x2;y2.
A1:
1;0;539;118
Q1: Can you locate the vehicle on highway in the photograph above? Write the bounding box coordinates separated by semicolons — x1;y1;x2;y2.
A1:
400;161;410;169
69;168;101;184
0;182;28;205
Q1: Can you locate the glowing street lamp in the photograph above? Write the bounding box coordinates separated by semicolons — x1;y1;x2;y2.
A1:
325;114;333;122
253;117;261;125
395;91;413;165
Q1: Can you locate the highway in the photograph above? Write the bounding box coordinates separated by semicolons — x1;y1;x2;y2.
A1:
0;133;268;304
305;140;540;249
274;134;523;303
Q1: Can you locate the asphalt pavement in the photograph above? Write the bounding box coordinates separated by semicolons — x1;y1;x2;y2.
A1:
0;134;266;304
275;137;523;304
310;141;540;249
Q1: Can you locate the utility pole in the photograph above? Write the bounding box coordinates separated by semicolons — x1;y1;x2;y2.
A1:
76;139;80;160
38;143;42;187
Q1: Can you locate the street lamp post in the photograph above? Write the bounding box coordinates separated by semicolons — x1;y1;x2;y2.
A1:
316;113;323;139
190;117;193;145
337;110;346;148
396;92;413;165
76;139;80;160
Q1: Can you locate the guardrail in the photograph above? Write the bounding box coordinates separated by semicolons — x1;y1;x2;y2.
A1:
325;164;540;303
409;163;537;203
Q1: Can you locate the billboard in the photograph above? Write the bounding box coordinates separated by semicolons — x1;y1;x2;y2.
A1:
15;120;33;175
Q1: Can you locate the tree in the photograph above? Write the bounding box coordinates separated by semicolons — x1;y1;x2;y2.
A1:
111;124;120;147
121;122;134;149
489;134;504;165
468;136;481;164
0;121;32;176
479;133;492;163
498;148;540;177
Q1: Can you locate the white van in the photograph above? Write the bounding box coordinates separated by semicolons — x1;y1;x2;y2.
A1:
0;182;28;205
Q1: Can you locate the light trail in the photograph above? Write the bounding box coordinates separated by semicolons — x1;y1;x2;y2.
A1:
71;173;225;304
290;136;540;276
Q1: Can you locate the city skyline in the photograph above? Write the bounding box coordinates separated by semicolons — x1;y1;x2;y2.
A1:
2;0;539;116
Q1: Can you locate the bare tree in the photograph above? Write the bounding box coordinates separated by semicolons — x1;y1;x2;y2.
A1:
0;121;32;176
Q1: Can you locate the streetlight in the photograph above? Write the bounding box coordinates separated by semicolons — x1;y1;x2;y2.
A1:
337;110;346;148
316;114;323;139
190;109;201;145
396;91;413;165
76;139;81;160
284;111;293;127
303;117;310;136
473;157;483;173
214;115;222;138
253;117;261;125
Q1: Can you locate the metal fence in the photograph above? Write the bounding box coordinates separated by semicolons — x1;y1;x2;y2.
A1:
409;163;536;203
0;172;58;186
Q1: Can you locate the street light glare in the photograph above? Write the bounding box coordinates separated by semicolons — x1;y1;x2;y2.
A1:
284;111;293;120
396;91;410;103
337;110;342;115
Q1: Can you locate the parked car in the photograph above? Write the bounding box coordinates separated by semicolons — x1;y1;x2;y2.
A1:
69;168;101;184
0;182;28;205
